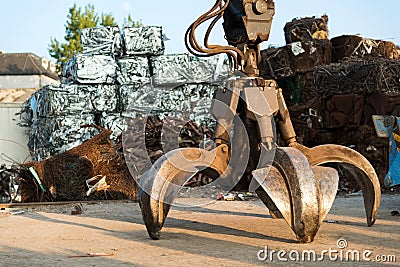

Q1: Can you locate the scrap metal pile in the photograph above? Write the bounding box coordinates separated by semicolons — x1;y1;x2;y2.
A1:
260;16;400;186
17;25;228;202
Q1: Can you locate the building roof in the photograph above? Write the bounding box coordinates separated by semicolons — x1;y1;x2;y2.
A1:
0;52;59;80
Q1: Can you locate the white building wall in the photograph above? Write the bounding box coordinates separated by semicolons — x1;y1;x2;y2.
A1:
0;75;59;90
0;103;31;165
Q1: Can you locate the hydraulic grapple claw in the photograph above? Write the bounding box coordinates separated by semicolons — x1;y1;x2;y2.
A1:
291;143;381;227
133;0;381;243
138;145;230;239
253;147;339;243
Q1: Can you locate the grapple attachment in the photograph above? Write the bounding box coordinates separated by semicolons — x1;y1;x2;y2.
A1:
139;145;230;240
133;0;381;244
253;147;339;243
290;143;381;227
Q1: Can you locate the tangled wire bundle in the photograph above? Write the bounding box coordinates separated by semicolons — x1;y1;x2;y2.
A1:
20;126;137;202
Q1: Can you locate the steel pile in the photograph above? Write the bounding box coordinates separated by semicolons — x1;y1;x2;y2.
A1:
18;24;229;202
20;128;137;202
261;16;400;187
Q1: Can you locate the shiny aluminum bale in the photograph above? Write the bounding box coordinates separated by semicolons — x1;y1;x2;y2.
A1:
100;112;127;141
119;83;144;112
80;26;123;55
122;82;218;124
33;84;92;117
63;54;117;84
116;56;150;85
188;54;230;83
78;84;119;113
0;164;21;203
150;54;190;85
151;54;230;85
123;26;164;56
28;114;97;161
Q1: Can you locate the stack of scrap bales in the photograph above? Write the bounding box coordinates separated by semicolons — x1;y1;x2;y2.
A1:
18;25;228;201
260;15;400;185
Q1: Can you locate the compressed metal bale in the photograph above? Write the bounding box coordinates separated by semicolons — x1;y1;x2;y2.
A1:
150;53;191;85
331;35;399;63
100;112;126;141
123;26;164;56
118;83;145;112
122;82;219;126
311;58;400;97
33;84;93;117
28;114;97;161
151;54;230;85
78;84;119;113
0;164;22;203
284;15;329;44
63;54;117;84
116;56;150;84
80;26;123;55
188;54;230;82
260;39;331;79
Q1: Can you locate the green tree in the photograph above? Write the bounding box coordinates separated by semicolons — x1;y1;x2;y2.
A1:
48;4;140;73
123;14;142;28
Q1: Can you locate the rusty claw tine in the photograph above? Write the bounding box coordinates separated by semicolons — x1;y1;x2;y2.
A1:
253;147;326;243
139;145;229;239
291;143;381;227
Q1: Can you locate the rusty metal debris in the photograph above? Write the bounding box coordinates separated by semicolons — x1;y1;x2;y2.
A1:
284;15;329;44
331;35;399;63
260;39;331;79
20;126;137;202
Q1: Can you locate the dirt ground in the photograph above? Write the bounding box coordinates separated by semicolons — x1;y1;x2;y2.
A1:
0;193;399;267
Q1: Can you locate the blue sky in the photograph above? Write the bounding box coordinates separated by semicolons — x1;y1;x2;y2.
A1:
1;0;399;60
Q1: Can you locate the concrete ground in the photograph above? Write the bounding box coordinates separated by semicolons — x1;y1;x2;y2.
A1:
0;193;399;266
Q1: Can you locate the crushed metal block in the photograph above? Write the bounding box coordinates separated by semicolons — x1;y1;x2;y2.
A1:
150;54;190;85
284;15;329;44
123;26;164;56
28;114;97;161
331;35;399;63
116;56;150;85
260;39;331;79
151;54;230;85
100;112;126;141
188;54;230;82
78;84;119;113
80;26;123;55
63;54;117;84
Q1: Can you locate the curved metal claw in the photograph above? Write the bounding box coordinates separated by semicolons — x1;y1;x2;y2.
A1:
253;147;339;243
139;145;229;239
291;143;381;227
